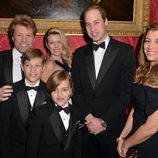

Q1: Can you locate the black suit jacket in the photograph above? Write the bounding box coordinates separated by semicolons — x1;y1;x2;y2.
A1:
71;37;136;140
26;97;83;158
0;79;47;158
0;50;13;86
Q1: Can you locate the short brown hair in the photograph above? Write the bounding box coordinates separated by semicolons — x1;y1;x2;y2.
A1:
8;14;37;36
21;48;46;65
47;70;73;95
84;4;107;21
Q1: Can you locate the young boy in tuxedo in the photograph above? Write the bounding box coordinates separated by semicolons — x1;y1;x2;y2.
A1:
0;48;47;158
26;70;83;158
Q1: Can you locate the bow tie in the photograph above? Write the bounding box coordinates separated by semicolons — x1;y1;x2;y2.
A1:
56;106;70;114
92;42;105;51
25;86;39;91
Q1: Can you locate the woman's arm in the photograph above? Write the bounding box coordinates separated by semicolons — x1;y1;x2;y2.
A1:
121;109;158;157
117;108;134;156
118;108;134;138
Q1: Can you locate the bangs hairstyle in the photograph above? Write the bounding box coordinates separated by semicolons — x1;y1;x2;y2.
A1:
21;48;46;65
8;14;37;36
47;70;73;95
83;4;107;21
44;27;72;66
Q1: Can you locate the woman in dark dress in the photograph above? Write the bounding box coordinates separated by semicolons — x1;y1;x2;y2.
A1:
117;22;158;158
41;27;71;83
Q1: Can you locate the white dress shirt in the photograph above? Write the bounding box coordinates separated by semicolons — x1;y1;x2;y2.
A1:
12;48;23;83
25;80;40;109
56;102;70;130
93;36;110;78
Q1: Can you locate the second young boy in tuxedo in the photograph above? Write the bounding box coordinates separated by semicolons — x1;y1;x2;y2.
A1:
0;48;47;158
26;70;83;158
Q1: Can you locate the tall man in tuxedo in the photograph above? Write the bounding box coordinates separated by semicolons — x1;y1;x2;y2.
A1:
71;4;136;158
0;14;37;102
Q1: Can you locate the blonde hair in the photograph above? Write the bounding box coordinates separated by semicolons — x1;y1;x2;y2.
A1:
44;27;72;67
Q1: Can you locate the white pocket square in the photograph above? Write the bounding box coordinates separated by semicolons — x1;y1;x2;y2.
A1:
41;101;47;105
75;120;84;129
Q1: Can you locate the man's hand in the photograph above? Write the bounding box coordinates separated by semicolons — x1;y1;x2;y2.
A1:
0;85;13;102
85;113;105;135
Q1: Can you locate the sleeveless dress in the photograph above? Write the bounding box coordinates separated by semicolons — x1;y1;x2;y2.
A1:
54;60;70;73
132;84;158;158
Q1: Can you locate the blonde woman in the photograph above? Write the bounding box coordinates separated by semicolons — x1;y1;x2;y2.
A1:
41;27;72;83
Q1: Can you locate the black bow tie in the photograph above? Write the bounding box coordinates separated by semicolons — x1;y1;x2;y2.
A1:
56;106;70;114
92;42;105;51
25;86;39;91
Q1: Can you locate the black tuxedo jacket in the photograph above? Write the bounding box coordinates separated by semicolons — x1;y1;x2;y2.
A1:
26;97;83;158
0;50;13;86
0;79;47;158
71;37;136;140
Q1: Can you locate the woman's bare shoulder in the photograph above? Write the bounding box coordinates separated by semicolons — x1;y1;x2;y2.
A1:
45;59;55;68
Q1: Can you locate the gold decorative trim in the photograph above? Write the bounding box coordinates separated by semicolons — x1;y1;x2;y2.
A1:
0;0;150;36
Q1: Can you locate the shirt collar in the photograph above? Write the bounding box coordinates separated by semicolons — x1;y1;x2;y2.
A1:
93;35;110;50
25;79;40;87
13;47;22;60
55;101;69;108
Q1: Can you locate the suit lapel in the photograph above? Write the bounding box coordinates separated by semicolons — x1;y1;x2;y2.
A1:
49;110;63;143
85;44;96;90
64;105;78;151
16;88;30;125
33;81;46;109
49;103;79;151
95;38;119;88
4;51;13;84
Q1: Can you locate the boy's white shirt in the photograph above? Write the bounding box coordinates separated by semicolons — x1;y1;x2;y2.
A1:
55;100;71;130
25;80;40;109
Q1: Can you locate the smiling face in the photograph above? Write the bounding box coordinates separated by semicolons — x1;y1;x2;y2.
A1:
22;57;45;86
46;34;63;58
12;24;35;54
144;30;158;67
51;79;72;107
85;9;108;44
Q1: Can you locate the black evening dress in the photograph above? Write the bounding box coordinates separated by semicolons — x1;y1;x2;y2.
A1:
132;84;158;158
